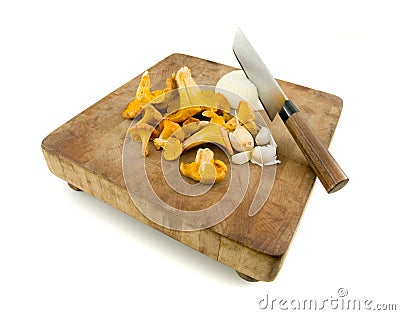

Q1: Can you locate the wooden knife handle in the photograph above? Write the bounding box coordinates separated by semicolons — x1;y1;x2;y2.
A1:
280;100;348;193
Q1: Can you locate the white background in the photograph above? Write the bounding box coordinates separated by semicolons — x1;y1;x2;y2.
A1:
1;0;399;314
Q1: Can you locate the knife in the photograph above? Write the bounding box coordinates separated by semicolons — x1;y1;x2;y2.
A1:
233;29;348;193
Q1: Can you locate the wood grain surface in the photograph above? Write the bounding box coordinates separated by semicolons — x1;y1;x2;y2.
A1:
41;53;343;281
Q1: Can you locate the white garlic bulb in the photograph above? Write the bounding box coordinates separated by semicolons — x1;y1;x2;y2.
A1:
215;70;263;110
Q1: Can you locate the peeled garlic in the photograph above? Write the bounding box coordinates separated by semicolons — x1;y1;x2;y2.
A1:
231;151;252;165
229;118;254;152
251;145;280;166
255;126;272;146
215;70;263;110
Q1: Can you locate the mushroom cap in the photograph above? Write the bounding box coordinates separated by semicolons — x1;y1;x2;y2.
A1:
182;123;233;156
163;138;183;161
128;123;154;156
137;104;163;126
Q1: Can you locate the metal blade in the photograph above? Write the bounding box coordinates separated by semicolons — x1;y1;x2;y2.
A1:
233;29;287;121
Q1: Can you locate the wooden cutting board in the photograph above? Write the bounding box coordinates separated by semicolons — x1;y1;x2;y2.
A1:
41;53;343;281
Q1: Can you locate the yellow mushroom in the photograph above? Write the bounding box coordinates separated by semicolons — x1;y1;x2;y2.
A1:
152;73;178;111
180;148;227;184
166;106;205;123
164;66;234;125
164;73;178;93
181;117;209;138
159;119;184;140
175;66;204;108
204;92;231;113
153;137;183;161
122;71;176;119
237;100;258;135
202;109;226;127
182;116;200;126
136;104;163;126
153;119;184;150
182;123;233;155
224;117;236;132
128;123;154;157
174;66;231;110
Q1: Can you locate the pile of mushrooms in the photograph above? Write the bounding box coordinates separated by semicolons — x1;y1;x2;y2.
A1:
125;66;280;185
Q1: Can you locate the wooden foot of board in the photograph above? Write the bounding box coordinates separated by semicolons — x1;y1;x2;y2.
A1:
68;183;82;191
236;271;259;282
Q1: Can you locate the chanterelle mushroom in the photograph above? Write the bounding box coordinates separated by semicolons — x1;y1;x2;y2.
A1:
128;123;154;157
237;100;257;135
180;148;228;184
202;110;226;127
182;123;233;155
153;119;184;150
166;106;205;123
137;104;163;126
153;137;183;161
167;67;231;122
175;66;204;108
122;71;176;119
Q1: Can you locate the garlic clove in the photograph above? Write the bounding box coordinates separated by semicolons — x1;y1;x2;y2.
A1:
250;145;280;166
231;151;252;165
255;126;272;146
229;121;254;152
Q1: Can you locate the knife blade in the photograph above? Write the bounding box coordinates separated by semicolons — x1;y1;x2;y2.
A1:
233;29;348;193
